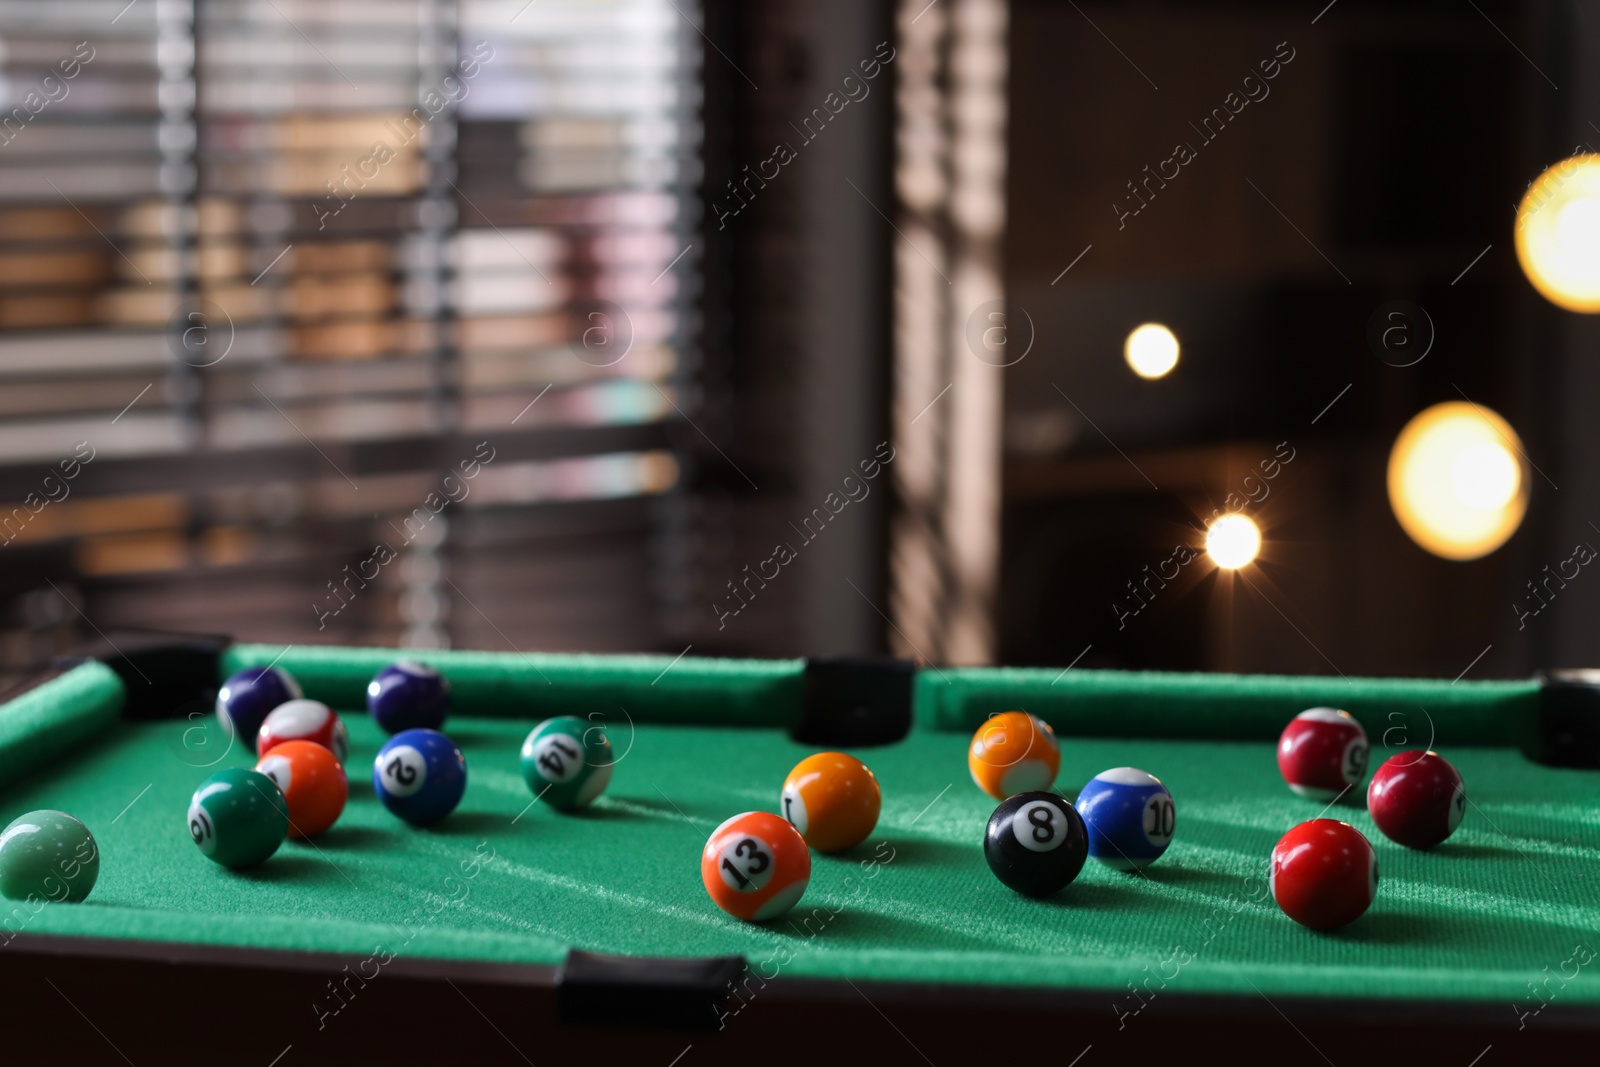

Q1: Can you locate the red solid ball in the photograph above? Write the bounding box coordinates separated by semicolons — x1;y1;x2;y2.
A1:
1270;818;1377;931
1367;750;1465;850
1277;708;1368;801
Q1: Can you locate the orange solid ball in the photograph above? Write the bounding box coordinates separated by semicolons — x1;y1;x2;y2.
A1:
968;711;1060;800
781;752;881;853
255;740;348;839
701;811;811;921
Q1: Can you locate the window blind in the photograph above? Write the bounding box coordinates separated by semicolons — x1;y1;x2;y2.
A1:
0;0;698;669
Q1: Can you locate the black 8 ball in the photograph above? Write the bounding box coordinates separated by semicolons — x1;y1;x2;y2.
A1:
983;791;1089;897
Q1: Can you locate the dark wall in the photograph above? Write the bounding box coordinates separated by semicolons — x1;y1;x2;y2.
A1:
1000;1;1578;679
689;0;896;656
1546;2;1600;670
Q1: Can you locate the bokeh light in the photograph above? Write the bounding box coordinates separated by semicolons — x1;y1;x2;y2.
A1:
1206;514;1261;570
1387;402;1528;560
1124;323;1179;379
1515;154;1600;312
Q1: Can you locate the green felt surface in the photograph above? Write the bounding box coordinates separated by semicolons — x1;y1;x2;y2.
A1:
1;708;1597;1005
223;644;805;728
918;667;1540;745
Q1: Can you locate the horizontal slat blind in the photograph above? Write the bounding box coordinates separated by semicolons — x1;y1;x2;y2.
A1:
0;0;698;667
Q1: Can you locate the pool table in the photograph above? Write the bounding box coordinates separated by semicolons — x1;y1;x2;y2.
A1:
0;635;1597;1065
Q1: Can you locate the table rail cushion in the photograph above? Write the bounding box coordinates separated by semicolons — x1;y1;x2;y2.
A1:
0;662;124;790
223;644;808;728
915;666;1539;746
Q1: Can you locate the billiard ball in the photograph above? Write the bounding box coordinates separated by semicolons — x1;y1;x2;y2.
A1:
982;790;1089;898
520;716;613;811
1269;818;1377;931
257;699;349;762
216;666;301;740
1076;767;1175;871
187;767;290;870
1367;750;1465;850
781;752;881;853
968;711;1060;800
0;810;98;903
701;811;810;921
1278;708;1368;800
367;661;452;733
373;728;467;825
256;740;348;839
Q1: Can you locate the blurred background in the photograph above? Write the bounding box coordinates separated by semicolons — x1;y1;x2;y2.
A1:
0;0;1598;684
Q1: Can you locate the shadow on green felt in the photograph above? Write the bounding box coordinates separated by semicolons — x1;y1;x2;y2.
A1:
417;811;506;837
226;853;342;884
824;836;971;869
1165;815;1284;857
1380;836;1580;901
1137;862;1253;893
436;726;514;747
300;825;389;852
1326;908;1458;946
1029;877;1141;911
1427;839;1525;861
1327;789;1369;811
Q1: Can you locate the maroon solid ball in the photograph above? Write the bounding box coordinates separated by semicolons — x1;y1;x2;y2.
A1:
1277;708;1368;801
257;699;349;763
1270;818;1377;931
1367;750;1465;850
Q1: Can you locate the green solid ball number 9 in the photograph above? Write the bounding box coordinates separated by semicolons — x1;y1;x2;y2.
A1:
187;768;289;870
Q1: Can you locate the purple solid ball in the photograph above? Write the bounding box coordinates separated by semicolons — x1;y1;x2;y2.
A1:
215;666;302;740
367;661;452;733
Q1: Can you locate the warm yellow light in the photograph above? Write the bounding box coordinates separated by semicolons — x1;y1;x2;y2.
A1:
1125;323;1179;379
1388;402;1528;561
1206;514;1260;570
1515;154;1600;312
1450;442;1518;511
